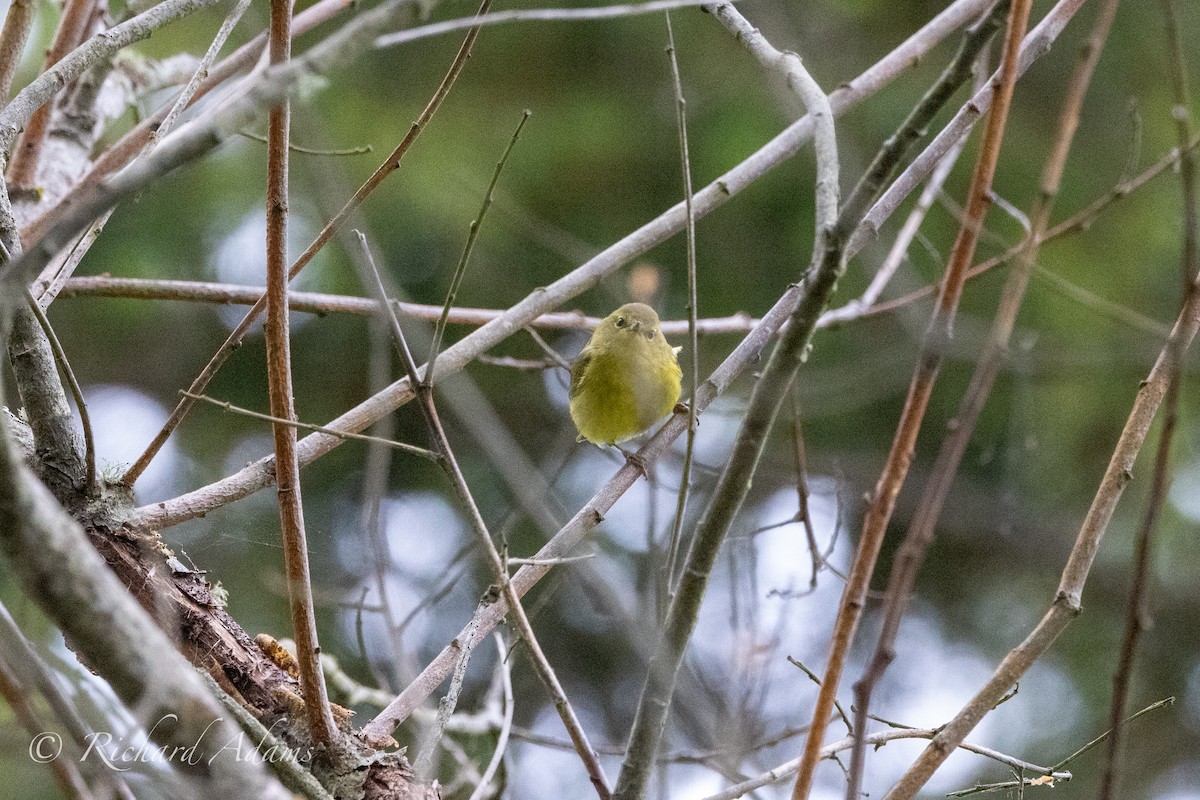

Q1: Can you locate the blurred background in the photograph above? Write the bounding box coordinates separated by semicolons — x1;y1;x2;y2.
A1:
1;0;1199;797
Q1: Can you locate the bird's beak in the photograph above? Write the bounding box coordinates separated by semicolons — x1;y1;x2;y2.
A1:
630;320;642;333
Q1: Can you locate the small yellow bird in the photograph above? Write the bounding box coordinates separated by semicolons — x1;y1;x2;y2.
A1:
569;303;682;446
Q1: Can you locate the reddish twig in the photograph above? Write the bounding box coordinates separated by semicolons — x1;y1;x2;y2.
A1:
263;0;336;747
0;0;35;101
883;238;1200;800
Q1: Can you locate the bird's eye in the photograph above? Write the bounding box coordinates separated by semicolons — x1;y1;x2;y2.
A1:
644;330;655;340
615;317;626;328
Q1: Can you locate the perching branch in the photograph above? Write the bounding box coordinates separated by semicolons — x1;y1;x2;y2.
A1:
613;4;840;796
352;225;613;797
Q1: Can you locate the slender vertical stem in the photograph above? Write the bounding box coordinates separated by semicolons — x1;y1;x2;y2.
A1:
425;109;530;389
264;0;336;748
664;10;699;603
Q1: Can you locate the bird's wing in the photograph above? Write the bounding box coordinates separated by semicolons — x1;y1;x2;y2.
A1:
569;349;591;400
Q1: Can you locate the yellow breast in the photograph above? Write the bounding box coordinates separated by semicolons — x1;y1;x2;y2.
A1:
569;336;681;446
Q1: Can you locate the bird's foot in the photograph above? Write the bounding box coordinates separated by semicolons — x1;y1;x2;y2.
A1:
674;401;699;430
617;446;650;479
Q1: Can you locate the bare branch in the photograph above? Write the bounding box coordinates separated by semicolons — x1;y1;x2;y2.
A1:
1097;3;1194;797
0;0;35;101
828;4;1033;796
377;0;735;48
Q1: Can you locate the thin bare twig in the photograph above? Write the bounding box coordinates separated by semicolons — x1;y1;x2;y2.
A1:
466;634;514;800
663;9;700;610
0;0;35;101
59;275;765;333
702;726;1070;800
426;110;531;389
414;600;487;776
183;391;439;461
948;697;1174;797
856;130;1200;325
237;129;373;156
377;0;734;48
